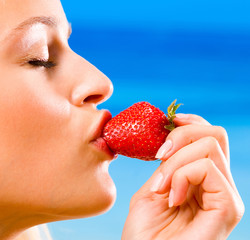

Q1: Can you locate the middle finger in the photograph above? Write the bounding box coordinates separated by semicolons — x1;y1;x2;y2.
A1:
157;136;236;194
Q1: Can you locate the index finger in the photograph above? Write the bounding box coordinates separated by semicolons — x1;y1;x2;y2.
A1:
156;124;230;162
174;113;211;126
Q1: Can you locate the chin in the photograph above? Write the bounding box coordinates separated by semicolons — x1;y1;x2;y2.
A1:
50;184;116;221
45;154;117;220
58;167;117;220
93;180;117;217
89;155;117;216
89;165;117;217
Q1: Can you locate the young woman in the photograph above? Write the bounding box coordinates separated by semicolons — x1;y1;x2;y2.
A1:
0;0;244;239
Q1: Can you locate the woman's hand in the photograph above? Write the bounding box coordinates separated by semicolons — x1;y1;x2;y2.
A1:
122;114;244;240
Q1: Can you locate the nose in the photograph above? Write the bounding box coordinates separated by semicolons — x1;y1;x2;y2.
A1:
70;53;113;107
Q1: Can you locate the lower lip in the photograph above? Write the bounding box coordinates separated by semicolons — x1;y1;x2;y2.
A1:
91;137;117;159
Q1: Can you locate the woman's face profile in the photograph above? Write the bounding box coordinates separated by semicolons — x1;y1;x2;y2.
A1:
0;0;116;224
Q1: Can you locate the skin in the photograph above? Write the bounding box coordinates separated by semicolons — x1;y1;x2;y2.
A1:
122;114;245;240
0;0;244;239
0;0;115;239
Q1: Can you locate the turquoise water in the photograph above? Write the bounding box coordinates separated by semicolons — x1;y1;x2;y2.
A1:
48;26;250;239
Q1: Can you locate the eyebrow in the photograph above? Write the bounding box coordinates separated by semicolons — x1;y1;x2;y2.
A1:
7;16;72;40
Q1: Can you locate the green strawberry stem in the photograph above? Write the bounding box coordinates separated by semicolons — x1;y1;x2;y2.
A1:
164;99;182;131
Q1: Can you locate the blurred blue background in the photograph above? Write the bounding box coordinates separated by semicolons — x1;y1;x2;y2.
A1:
49;0;250;239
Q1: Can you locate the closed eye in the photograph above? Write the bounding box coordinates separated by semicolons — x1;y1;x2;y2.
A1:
28;59;56;69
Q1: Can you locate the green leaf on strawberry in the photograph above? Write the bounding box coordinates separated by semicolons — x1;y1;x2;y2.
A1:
165;99;183;131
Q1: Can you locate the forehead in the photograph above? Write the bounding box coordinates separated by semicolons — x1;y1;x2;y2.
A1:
0;0;68;40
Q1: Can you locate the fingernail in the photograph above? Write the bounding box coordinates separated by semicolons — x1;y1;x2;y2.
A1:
151;172;164;192
155;140;172;159
169;189;174;208
175;113;188;119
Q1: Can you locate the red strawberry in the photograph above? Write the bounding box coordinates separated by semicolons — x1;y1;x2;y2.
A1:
102;100;182;160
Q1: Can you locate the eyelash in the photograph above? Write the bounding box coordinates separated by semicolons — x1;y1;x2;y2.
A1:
28;59;56;69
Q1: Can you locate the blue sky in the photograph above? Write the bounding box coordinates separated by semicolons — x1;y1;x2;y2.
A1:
48;1;250;239
61;0;250;30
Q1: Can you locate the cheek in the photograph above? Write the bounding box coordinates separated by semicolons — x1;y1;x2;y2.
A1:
0;70;82;205
0;68;89;185
0;69;116;218
0;72;71;156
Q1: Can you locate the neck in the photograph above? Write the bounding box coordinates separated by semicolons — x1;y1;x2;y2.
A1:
0;212;34;240
0;207;53;240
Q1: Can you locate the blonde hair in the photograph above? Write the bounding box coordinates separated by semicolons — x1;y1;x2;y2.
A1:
16;225;52;240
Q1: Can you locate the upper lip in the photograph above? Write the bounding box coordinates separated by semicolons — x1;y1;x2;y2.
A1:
90;110;112;142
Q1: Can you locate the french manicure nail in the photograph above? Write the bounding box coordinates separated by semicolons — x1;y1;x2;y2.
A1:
169;189;174;208
151;172;164;192
175;113;188;119
155;140;172;159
